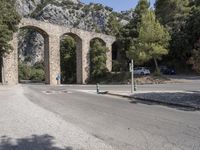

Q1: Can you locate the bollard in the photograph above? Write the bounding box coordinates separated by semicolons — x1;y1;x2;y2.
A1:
134;80;137;91
96;83;100;94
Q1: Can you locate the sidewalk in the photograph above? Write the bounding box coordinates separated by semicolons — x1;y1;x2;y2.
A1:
0;85;114;150
107;90;200;110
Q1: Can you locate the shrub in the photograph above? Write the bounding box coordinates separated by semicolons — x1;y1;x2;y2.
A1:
18;62;31;80
90;39;108;82
112;60;121;72
30;68;45;81
18;62;45;81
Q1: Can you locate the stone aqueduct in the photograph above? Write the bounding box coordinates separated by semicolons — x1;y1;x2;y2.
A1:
2;18;116;85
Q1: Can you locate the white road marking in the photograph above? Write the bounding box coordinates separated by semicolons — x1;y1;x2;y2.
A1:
42;90;72;95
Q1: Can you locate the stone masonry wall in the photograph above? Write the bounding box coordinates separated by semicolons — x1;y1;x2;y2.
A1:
3;18;116;85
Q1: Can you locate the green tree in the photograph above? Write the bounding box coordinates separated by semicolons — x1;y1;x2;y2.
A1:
119;0;150;69
18;61;45;81
106;14;122;36
0;0;21;58
128;10;170;71
60;36;76;84
155;0;191;70
18;62;31;80
155;0;190;32
188;48;200;73
183;3;200;73
90;39;108;80
134;0;150;17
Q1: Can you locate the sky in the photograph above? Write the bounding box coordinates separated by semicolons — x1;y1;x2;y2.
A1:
80;0;156;12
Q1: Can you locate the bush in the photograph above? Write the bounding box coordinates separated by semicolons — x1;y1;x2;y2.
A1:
30;68;45;81
88;72;130;84
18;62;45;81
60;36;76;84
112;60;121;72
90;39;108;82
18;62;31;80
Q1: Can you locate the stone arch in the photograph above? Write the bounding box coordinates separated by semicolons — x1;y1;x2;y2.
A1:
2;18;116;85
89;37;113;73
18;25;50;84
20;26;49;37
89;37;108;80
112;41;118;60
60;32;83;84
112;41;121;71
90;37;106;46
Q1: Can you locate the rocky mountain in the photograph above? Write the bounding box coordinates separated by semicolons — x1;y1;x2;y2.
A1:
16;0;133;65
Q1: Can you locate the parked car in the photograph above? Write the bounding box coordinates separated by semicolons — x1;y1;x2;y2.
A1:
134;67;150;75
160;66;176;75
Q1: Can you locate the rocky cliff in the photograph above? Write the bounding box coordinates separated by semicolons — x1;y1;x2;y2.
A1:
16;0;133;65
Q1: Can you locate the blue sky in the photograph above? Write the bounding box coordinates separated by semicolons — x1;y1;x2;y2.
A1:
80;0;155;12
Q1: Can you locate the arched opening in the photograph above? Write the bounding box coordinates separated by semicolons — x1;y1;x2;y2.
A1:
60;33;82;84
112;41;121;72
89;38;108;82
18;26;49;84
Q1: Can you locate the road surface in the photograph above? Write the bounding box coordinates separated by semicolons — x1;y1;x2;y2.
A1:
22;83;200;150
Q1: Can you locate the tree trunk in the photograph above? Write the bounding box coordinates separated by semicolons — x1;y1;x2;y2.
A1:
154;57;159;72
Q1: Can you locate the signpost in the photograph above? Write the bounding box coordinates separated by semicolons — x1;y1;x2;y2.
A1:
129;59;136;93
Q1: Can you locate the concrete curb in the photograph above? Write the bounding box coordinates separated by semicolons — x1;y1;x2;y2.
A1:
107;92;131;98
107;92;200;110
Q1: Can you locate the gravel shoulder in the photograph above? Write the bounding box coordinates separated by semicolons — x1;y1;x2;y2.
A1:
0;85;114;150
107;90;200;110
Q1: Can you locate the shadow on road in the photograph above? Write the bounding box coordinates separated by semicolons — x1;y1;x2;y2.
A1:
0;134;73;150
130;91;200;111
167;75;200;81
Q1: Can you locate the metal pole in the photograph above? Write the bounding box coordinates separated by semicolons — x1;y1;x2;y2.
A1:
133;60;137;91
96;83;99;94
131;59;134;93
1;58;5;85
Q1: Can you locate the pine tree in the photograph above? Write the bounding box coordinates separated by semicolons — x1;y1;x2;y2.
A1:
90;39;108;80
184;2;200;73
0;0;21;58
106;14;122;36
119;0;150;69
155;0;190;32
128;10;170;71
155;0;191;69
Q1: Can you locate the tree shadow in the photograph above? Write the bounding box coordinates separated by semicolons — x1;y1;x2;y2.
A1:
167;75;200;81
129;91;200;111
0;134;73;150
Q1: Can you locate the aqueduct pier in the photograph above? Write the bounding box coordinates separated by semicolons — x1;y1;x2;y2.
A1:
1;18;116;85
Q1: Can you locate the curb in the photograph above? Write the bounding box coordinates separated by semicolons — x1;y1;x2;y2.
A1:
107;92;131;98
107;92;200;110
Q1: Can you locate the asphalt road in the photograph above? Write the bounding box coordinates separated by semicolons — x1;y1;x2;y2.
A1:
23;84;200;150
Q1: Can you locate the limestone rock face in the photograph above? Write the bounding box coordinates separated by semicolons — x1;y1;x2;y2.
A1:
16;0;132;65
18;30;44;65
15;0;42;16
